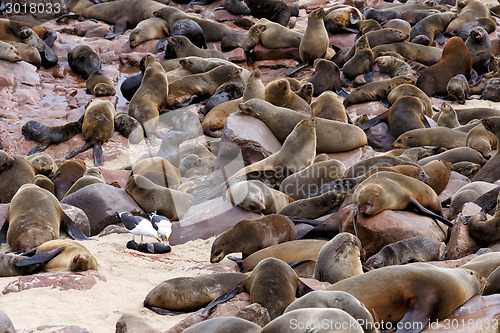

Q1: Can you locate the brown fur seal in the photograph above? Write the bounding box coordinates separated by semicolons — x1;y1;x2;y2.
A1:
343;35;374;82
226;180;294;214
465;26;493;74
129;17;168;48
20;239;98;272
353;171;448;224
311;91;348;122
239;99;367;153
387;83;433;117
299;8;329;66
448;181;498;219
255;18;302;49
446;0;491;35
0;40;22;62
437;102;460;127
373;42;442;66
204;257;312;320
221;24;266;63
167;65;242;108
63;167;105;198
417;37;472;96
26;152;55;176
410;12;457;45
67;45;101;79
52;160;86;200
374;55;419;77
472;117;500;182
0;151;37;203
86;70;115;97
144;273;248;314
447;74;470;104
18;26;57;68
365;237;445;269
265;79;312;115
8;41;41;68
365;28;408;48
305;59;341;97
452;161;481;178
132;156;181;189
326;263;486;326
210;214;296;263
393;127;467;149
420;160;452;195
183;317;261;333
313;233;363;284
0;252;42;277
466;123;497;159
6;184;88;252
22;116;84;155
323;5;363;34
128;55;168;144
343;74;416;107
126;174;192;220
279;190;346;219
66;99;115;167
33;174;55;195
166;35;227;60
114;113;144;144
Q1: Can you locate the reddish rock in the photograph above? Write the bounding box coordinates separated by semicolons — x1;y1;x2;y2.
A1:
61;184;145;235
214;9;239;22
327;145;375;169
235;303;271;327
428;253;478;269
225;48;246;62
2;270;106;295
164;309;205;333
100;168;131;188
122;40;160;54
253;44;300;61
115;313;160;333
341;209;448;257
171;197;262;245
61;204;91;237
0;61;40;87
364;122;395;152
445;217;480;260
330;34;356;51
300;278;331;291
346;101;387;121
438;171;470;202
217;112;282;167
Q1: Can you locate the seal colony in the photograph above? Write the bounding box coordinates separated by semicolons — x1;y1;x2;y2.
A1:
2;0;500;331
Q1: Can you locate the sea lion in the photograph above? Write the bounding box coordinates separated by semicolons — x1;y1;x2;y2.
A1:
86;70;115;97
210;214;296;263
466;123;497;159
183;317;261;333
129;17;168;48
465;27;492;74
305;59;342;97
33;174;55;195
126;174;192;220
22;116;84;155
353;171;449;225
66;99;116;167
153;6;233;42
343;35;374;82
18;239;98;272
26;152;55;176
265;79;312;115
279;190;346;219
132;156;181;189
114;113;143;144
6;184;88;252
437;102;460;127
234;239;327;273
52;159;86;200
144;273;248;314
410;12;457;45
323;5;363;34
0;151;37;203
204;258;312;320
447;74;470;104
284;290;376;333
326;263;486;327
343;74;416;107
18;26;57;68
297;8;329;71
63;167;105;198
239;99;367;153
0;40;22;62
417;37;472;96
313;233;363;284
226;180;293;214
310;91;348;122
420;160;452;195
67;45;100;79
373;42;442;66
128;54;168;144
166;35;226;60
262;308;363;333
393;127;467;149
472;117;500;182
365;237;445;269
448;181;498;219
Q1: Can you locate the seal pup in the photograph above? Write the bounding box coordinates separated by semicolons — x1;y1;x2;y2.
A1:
313;233;363;284
114;113;143;144
437;102;460;127
86;70;115;97
18;26;57;68
26;152;55;176
6;184;88;252
67;45;101;79
65;99;116;167
447;74;470;104
210;214;296;263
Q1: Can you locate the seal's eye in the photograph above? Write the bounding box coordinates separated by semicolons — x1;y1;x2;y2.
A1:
214;249;222;256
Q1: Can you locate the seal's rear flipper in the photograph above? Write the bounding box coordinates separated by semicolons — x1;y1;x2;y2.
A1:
144;304;186;316
15;246;66;267
105;23;128;39
287;62;309;77
28;142;50;155
63;214;91;240
93;143;103;167
201;283;246;317
65;142;92;159
335;88;349;98
396;290;437;333
408;196;453;227
358;111;387;131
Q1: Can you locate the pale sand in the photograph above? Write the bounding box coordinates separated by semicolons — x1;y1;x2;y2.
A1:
0;234;221;332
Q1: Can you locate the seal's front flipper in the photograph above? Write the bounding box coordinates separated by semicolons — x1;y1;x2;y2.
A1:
92;143;103;167
28;142;50;155
396;291;437;333
15;246;65;267
144;305;186;316
201;283;246;317
65;142;92;159
0;221;8;244
105;23;128;39
287;62;309;77
63;214;91;240
358;111;387;131
408;196;453;227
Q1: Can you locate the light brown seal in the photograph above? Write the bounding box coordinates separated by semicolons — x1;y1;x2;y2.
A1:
166;35;227;59
86;70;115;97
393;127;467;149
26;152;55;176
343;35;374;82
265;79;312;115
420;160;452;195
63;167;105;198
410;12;457;45
437;102;460;127
373;42;442;66
129;17;168;48
210;214;296;263
0;40;22;63
0;151;37;203
299;8;329;65
466;123;497;159
448;181;498;219
33;174;55;195
132;156;181;189
310;91;348;122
